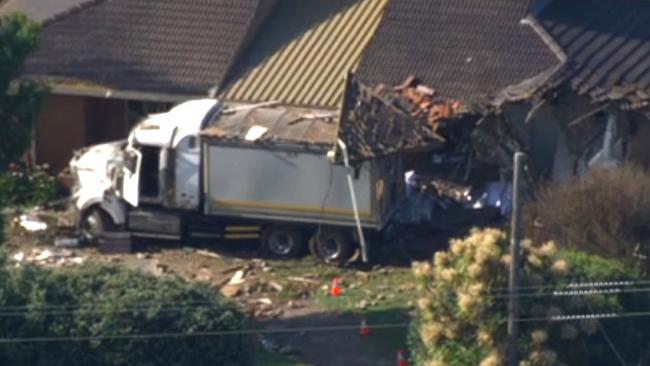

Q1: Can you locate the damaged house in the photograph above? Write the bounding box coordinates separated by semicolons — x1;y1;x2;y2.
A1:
339;0;650;201
6;0;650;185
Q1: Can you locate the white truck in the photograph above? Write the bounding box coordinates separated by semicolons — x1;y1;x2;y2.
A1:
70;99;405;263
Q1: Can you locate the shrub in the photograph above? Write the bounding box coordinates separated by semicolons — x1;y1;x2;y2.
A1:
410;228;649;366
0;163;57;207
525;165;650;265
0;260;253;366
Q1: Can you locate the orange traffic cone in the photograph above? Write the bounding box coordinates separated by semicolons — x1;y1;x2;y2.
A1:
397;348;408;366
330;276;342;297
359;317;371;336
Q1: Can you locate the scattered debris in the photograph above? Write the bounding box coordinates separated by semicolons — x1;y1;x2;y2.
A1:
17;214;47;232
196;267;212;282
268;281;284;292
287;276;320;285
54;237;80;248
196;249;221;260
220;284;242;298
356;300;369;310
34;249;52;262
287;300;304;309
228;270;246;285
11;248;87;267
255;298;273;305
12;252;24;263
219;264;246;275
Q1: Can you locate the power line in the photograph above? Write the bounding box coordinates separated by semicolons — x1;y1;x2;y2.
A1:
490;280;650;294
516;310;650;323
0;322;410;344
491;286;650;300
0;300;218;312
0;304;224;317
585;301;627;366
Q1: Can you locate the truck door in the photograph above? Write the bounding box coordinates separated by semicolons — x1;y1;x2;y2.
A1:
174;135;200;210
121;146;142;207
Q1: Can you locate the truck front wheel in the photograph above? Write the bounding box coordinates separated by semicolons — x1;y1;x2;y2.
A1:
80;208;116;244
309;229;355;265
261;226;305;258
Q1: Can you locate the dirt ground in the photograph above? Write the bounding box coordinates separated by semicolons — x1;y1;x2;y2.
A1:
1;208;439;365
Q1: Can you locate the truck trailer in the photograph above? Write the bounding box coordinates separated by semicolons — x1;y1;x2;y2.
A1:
70;99;405;263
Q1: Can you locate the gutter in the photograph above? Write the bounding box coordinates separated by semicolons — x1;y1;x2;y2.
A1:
49;84;205;103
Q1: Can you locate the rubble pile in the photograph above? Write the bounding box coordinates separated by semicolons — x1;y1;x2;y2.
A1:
340;75;514;217
375;75;465;129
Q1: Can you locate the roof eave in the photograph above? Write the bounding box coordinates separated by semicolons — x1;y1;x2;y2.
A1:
49;83;205;103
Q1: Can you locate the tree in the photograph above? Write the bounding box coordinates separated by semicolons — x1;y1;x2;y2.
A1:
0;12;45;171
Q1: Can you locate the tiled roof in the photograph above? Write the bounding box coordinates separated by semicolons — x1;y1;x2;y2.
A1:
23;0;263;95
219;0;388;109
0;0;90;22
356;0;561;104
538;0;650;106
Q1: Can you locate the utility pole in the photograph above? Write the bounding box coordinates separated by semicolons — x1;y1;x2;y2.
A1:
507;152;525;366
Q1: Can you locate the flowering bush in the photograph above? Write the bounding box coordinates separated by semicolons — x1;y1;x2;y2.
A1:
410;228;649;366
0;163;57;207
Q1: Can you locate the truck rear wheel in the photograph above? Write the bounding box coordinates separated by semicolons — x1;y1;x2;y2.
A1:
261;226;305;258
309;229;355;264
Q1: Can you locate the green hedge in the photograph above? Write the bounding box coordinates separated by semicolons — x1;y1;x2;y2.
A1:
0;258;253;366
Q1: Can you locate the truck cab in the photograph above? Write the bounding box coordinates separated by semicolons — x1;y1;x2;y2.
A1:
71;99;219;239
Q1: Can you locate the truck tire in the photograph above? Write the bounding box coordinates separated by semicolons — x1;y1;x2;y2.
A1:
260;226;305;258
309;229;355;265
80;208;116;244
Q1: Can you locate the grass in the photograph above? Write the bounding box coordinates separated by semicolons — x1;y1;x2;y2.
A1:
314;266;415;313
260;256;415;312
256;257;413;364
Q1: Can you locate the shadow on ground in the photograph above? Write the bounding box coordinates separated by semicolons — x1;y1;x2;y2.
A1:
257;307;411;366
134;224;471;270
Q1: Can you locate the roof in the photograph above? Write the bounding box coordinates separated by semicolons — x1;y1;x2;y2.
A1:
356;0;562;105
538;0;650;106
202;105;338;148
218;0;388;109
0;0;88;22
338;74;446;161
23;0;263;95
